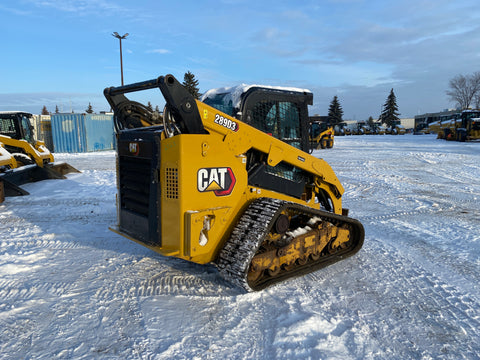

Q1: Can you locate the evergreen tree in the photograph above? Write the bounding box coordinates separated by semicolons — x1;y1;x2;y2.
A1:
367;116;375;129
379;89;400;127
41;106;49;115
86;103;94;114
182;71;200;99
327;96;343;125
147;101;153;112
55;105;59;114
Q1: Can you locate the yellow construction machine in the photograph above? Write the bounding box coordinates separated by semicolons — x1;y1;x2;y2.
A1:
0;111;79;197
0;142;17;170
0;142;18;201
104;75;364;291
443;110;480;141
310;121;334;149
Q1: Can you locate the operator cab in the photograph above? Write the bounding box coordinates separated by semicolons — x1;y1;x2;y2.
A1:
460;110;480;130
202;85;317;200
0;111;35;144
310;121;331;138
202;85;313;153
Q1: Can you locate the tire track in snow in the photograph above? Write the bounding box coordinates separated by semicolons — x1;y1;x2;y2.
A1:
1;203;116;225
0;279;76;302
1;236;85;251
142;291;284;359
94;270;235;299
360;207;444;221
301;236;480;359
92;257;237;300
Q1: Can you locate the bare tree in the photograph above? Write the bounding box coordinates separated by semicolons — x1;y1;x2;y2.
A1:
472;72;480;109
475;94;480;109
446;73;480;110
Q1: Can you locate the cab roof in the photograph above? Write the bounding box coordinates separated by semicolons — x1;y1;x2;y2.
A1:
0;111;33;116
201;84;313;111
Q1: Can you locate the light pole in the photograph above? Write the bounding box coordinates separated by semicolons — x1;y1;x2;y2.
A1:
112;32;129;85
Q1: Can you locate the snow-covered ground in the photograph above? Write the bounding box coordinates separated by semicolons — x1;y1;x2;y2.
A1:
1;134;479;359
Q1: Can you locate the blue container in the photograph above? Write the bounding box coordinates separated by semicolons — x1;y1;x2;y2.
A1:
51;113;114;153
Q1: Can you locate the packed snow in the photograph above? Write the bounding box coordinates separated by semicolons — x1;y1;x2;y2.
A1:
1;134;479;359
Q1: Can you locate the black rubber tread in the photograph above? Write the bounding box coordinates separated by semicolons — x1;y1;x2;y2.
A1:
12;153;34;166
216;197;364;292
216;198;283;291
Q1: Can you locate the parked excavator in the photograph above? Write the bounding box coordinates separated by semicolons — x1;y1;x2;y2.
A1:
104;74;364;291
0;111;79;197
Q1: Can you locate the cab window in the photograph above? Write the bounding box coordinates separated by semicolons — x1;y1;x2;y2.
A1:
21;115;34;143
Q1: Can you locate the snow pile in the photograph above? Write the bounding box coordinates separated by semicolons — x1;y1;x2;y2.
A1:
1;135;479;359
201;84;312;115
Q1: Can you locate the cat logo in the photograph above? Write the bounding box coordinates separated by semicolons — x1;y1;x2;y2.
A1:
197;167;236;196
129;142;139;156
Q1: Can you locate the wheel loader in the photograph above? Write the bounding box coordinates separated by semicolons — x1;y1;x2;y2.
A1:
0;111;79;197
443;110;480;141
104;74;364;291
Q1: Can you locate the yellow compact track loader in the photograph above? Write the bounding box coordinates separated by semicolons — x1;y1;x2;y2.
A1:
104;75;364;291
0;111;79;196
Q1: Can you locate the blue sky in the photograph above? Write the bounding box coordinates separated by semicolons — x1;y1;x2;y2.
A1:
1;0;480;119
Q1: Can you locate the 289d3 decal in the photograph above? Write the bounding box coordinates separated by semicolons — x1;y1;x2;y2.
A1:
214;114;238;132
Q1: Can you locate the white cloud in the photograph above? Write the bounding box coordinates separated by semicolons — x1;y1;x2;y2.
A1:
26;0;128;15
147;49;171;55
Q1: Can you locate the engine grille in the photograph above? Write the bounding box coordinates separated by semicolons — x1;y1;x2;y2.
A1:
119;155;151;217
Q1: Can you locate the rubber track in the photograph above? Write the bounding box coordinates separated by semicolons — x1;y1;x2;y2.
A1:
216;198;283;291
216;198;365;292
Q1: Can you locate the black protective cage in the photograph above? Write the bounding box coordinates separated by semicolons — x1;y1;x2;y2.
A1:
238;87;312;153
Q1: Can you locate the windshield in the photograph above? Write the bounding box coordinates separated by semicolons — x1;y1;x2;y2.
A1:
202;93;235;117
310;122;330;138
463;111;480;120
20;115;34;143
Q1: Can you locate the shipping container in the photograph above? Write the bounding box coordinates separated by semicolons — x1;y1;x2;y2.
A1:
32;115;54;151
51;113;114;153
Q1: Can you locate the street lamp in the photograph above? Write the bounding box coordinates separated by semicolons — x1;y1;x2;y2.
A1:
112;32;129;85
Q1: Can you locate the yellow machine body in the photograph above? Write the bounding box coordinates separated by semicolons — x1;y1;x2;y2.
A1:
310;121;334;149
0;143;18;170
0;135;53;167
106;74;363;291
434;110;480;141
0;111;79;197
114;100;344;265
